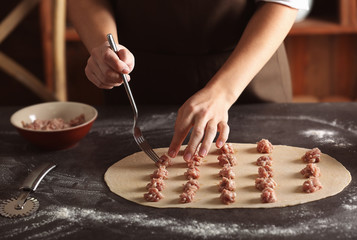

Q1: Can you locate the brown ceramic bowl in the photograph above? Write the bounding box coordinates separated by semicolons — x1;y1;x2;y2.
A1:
10;101;98;150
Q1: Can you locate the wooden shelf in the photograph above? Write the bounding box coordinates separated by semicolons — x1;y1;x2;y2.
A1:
289;0;357;35
65;26;80;41
290;18;357;35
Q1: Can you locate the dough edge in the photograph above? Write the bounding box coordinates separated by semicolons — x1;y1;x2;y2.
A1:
104;143;352;209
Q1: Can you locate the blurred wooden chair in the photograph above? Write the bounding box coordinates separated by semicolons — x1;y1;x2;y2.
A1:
0;0;67;101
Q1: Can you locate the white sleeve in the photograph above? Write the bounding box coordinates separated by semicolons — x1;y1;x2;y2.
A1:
256;0;310;10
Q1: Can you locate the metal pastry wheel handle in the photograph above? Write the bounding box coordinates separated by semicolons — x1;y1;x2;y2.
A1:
0;162;56;218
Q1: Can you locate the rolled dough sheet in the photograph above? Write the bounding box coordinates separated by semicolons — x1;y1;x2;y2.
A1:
104;144;352;209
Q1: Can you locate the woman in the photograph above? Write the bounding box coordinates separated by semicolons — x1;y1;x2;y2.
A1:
67;0;308;161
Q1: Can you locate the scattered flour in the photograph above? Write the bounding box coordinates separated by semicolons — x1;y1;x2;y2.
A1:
299;129;353;148
290;116;357;135
342;205;357;211
2;204;356;240
91;119;131;136
340;186;357;212
248;115;357;136
1;113;356;239
91;112;176;137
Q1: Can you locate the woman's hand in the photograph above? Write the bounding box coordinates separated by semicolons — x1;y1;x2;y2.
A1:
166;3;298;162
168;87;232;161
85;41;135;89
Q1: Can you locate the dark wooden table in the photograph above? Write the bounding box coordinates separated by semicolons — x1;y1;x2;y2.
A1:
0;103;356;240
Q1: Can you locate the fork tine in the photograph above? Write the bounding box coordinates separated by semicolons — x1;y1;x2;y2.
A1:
145;150;159;162
135;136;160;162
135;134;160;162
148;147;160;158
142;147;158;162
143;145;160;161
141;140;160;160
138;136;150;149
146;148;160;160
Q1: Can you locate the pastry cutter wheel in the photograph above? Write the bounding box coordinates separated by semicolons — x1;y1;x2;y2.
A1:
0;162;56;218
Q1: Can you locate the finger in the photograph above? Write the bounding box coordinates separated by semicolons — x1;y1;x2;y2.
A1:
117;48;135;72
103;48;130;74
119;73;131;84
90;57;122;86
90;47;123;85
168;128;191;159
87;57;121;88
168;113;193;158
86;57;105;80
198;120;217;157
94;54;123;85
183;121;206;161
85;66;114;89
125;74;131;82
216;121;230;148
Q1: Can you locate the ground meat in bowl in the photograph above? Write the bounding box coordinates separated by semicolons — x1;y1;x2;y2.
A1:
22;114;85;131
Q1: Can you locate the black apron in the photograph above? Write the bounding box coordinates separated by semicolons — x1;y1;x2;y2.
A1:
105;0;292;105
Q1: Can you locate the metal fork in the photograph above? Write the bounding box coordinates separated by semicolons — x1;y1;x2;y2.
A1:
107;34;160;163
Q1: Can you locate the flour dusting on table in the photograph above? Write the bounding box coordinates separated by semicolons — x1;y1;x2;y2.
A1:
2;203;357;240
300;129;353;147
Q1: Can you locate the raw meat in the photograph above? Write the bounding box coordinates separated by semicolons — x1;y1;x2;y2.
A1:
261;187;277;203
256;139;274;154
302;148;321;163
22;114;85;131
144;187;164;202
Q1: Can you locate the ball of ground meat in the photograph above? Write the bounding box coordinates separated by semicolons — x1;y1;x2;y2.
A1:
186;155;202;168
218;177;236;192
255;177;277;191
155;154;173;168
146;178;166;191
256;155;273;167
261;187;277;203
258;165;274;178
302;148;321;163
300;163;321;178
302;177;323;193
217;154;237;167
184;166;200;180
256;139;274;153
220;189;236;205
179;189;196;203
144;187;164;202
219;165;235;179
150;166;168;179
220;143;235;155
183;179;200;192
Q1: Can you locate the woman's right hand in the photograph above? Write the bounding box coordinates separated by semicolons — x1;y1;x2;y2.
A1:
85;41;135;89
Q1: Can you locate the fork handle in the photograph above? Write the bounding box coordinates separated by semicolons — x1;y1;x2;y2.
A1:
106;34;138;118
121;74;138;117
